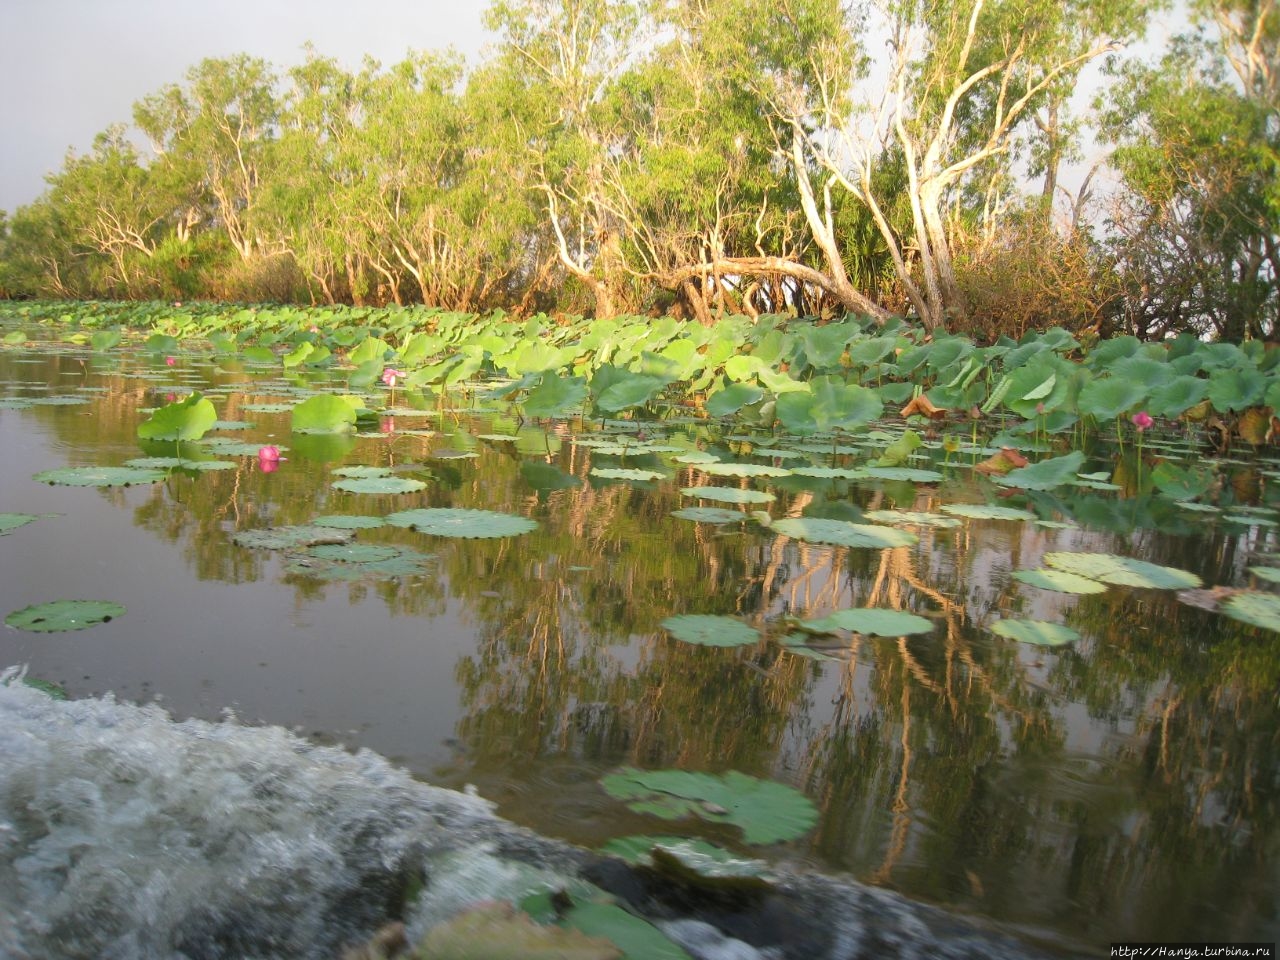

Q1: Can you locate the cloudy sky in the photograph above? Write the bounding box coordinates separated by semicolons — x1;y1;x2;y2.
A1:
0;0;492;214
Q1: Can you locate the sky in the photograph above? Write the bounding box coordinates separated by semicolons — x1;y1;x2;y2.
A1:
0;0;493;214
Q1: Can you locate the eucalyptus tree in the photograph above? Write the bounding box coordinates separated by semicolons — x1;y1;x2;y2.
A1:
1102;0;1278;340
778;0;1148;331
133;55;282;264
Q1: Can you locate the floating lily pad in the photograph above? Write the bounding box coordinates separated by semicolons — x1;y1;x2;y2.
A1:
990;619;1080;646
1044;552;1202;589
661;614;761;647
6;599;125;633
1012;569;1109;594
232;525;354;550
385;507;537;538
776;633;841;660
698;462;792;478
331;465;393;478
312;514;387;530
940;504;1038;521
600;768;817;845
306;543;401;563
863;510;961;528
242;402;295;413
591;467;665;481
28;396;90;406
198;439;291;456
332;475;427;494
123;456;236;472
0;513;55;535
770;517;917;548
852;466;944;483
670;507;745;524
786;466;863;479
675;451;720;464
679;486;775;505
798;607;934;636
599;836;770;883
33;466;170;487
1221;591;1280;632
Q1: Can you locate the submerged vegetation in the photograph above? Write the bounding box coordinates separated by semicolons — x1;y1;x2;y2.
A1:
0;0;1275;342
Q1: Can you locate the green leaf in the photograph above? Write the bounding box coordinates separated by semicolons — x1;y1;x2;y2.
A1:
595;374;669;413
0;513;55;535
1011;569;1109;594
232;525;354;550
1221;591;1280;632
137;392;218;442
705;382;765;418
661;614;761;647
523;373;588;418
770;517;917;548
1076;378;1147;420
1207;367;1266;412
332;476;428;494
560;902;691;960
591;468;665;482
1151;462;1215;501
862;509;961;528
697;462;791;478
385;507;537;538
33;466;169;487
421;903;622;960
6;600;124;632
291;394;360;434
798;608;934;636
600;768;818;845
680;486;775;504
1147;375;1209;418
994;451;1086;490
312;514;387;530
670;507;745;523
940;504;1037;521
1044;552;1202;589
990;619;1080;646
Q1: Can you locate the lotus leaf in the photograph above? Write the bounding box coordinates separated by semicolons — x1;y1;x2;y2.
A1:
661;614;760;647
1151;462;1215;501
232;525;354;550
137;392;218;441
333;476;427;494
558;901;691;960
420;902;622;960
990;619;1080;646
600;768;818;845
591;467;665;481
306;544;401;563
1221;591;1280;632
1044;551;1202;589
523;374;588;418
993;451;1086;490
1077;378;1147;420
385;507;537;538
291;394;360;433
1012;569;1109;594
670;507;745;523
1147;376;1209;419
594;374;669;413
679;486;775;504
600;836;768;880
940;504;1037;521
331;465;393;478
798;608;934;636
6;599;125;633
862;509;961;528
850;467;944;482
705;382;765;417
698;462;791;478
1207;367;1266;412
788;467;863;479
521;461;583;491
0;513;54;535
33;466;170;487
124;457;235;472
770;517;917;548
313;514;387;529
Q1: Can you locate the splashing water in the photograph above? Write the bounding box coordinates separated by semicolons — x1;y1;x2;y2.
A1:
0;671;1061;960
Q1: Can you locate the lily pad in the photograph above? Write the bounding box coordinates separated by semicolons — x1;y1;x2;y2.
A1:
0;513;55;535
661;614;760;647
863;510;961;528
770;517;917;549
1221;591;1280;632
600;768;818;845
850;466;944;483
990;619;1080;646
421;902;621;960
306;543;401;563
331;465;393;478
385;507;537;538
1012;569;1109;594
332;475;428;494
679;486;775;505
33;466;170;487
1044;552;1202;589
591;467;665;481
671;506;744;524
798;608;934;636
6;599;125;633
232;525;354;550
940;504;1038;521
698;462;792;478
993;451;1087;490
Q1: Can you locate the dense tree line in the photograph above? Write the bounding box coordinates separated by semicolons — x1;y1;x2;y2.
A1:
0;0;1275;340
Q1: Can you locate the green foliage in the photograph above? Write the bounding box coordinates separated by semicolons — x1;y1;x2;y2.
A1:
137;392;218;441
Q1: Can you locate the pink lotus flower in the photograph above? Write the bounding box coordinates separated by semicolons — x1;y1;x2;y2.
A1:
1131;411;1154;431
165;356;176;366
258;445;282;462
381;368;405;388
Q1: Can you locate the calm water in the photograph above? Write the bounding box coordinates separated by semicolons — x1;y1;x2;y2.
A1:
1;341;1277;953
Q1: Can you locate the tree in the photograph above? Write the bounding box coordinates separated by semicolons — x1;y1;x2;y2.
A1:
1102;0;1279;340
782;0;1148;331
